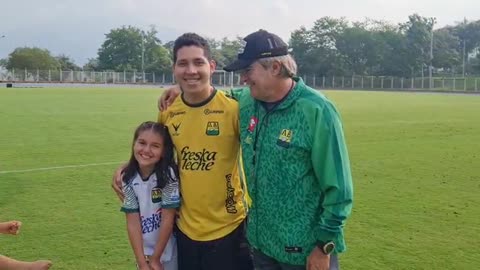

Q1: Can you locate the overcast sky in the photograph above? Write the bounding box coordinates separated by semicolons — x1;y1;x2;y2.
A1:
0;0;478;65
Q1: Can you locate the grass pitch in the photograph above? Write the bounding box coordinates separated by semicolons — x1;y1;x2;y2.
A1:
0;87;479;269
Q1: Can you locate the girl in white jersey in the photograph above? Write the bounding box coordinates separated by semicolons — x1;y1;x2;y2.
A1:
121;121;180;270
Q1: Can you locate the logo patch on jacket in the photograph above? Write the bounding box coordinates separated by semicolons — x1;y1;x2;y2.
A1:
206;121;220;136
277;129;292;148
248;116;258;133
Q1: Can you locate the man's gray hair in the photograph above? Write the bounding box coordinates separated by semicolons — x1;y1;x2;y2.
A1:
257;54;297;78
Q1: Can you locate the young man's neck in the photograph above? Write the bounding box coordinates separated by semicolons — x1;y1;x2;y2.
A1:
183;85;214;105
263;78;294;103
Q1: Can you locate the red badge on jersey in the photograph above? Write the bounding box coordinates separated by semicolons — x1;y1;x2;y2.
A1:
248;116;258;133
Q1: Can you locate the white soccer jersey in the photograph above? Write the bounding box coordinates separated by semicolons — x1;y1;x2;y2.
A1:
121;168;180;262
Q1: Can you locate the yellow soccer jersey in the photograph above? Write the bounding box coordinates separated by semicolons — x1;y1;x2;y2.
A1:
159;89;247;241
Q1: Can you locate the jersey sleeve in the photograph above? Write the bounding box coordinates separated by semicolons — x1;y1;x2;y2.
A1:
120;182;140;213
158;110;165;124
160;167;181;209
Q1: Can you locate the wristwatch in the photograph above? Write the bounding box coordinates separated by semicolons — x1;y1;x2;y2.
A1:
316;241;335;255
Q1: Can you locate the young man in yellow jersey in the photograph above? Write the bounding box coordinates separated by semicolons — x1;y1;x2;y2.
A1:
113;33;252;270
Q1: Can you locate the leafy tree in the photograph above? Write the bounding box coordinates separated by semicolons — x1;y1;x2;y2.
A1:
5;47;60;70
400;14;435;77
56;54;80;70
83;58;99;71
97;25;171;72
432;29;461;70
218;37;244;69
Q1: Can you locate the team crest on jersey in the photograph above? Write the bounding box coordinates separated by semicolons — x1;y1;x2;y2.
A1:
151;188;162;203
206;121;220;136
277;129;292;148
171;123;181;136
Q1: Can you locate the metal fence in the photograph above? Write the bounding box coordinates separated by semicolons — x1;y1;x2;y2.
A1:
301;75;480;92
1;68;479;91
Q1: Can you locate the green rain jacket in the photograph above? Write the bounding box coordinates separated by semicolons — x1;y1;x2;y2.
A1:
232;77;353;265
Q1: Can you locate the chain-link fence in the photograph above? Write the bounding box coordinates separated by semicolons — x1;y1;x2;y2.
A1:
1;68;479;91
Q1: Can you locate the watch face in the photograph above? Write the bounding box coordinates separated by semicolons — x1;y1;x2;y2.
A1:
324;242;335;254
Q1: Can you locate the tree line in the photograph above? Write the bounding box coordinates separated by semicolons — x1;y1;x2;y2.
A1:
1;14;480;77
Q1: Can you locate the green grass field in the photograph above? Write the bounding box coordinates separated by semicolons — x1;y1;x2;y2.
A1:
1;87;479;269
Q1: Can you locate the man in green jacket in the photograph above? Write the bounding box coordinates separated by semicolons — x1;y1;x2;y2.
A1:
159;29;353;270
223;30;353;270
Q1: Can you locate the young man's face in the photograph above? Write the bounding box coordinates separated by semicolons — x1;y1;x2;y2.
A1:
173;46;215;95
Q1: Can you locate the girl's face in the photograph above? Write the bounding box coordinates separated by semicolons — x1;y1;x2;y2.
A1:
133;129;164;171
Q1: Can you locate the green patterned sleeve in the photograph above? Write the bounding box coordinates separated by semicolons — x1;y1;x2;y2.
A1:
160;167;180;209
120;182;140;213
311;101;353;247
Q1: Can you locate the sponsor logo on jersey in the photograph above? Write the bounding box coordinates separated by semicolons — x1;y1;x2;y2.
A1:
180;146;217;171
141;209;162;234
277;129;292;148
169;111;186;118
206;121;220;136
248;116;258;133
204;109;224;115
171;123;181;136
225;174;238;214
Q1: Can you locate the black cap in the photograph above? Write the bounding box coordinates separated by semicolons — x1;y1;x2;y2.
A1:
224;29;289;72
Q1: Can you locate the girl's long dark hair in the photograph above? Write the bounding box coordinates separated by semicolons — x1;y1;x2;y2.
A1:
122;121;178;188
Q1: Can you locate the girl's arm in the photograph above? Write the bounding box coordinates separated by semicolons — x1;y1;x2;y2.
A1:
150;208;176;262
126;213;150;270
